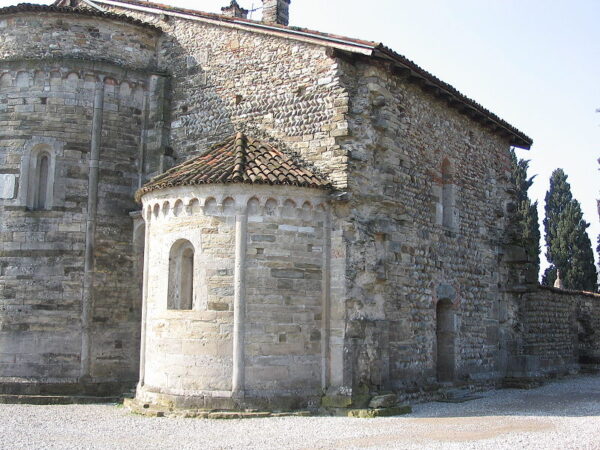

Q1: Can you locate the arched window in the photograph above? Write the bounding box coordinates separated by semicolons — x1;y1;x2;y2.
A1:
20;140;63;211
26;147;54;211
34;152;50;210
167;239;195;310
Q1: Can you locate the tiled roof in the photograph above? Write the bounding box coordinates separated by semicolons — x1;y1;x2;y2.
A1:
63;0;532;149
136;133;331;200
0;3;161;31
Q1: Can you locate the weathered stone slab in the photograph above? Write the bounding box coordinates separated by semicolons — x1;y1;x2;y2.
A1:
0;174;15;199
348;405;412;418
368;394;397;409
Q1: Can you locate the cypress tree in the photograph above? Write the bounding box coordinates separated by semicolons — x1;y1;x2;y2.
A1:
509;150;540;278
541;265;557;287
542;169;598;291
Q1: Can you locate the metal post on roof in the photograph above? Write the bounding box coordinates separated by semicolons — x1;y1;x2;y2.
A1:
247;2;263;21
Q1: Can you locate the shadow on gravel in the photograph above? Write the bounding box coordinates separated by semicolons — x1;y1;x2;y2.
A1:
407;375;600;419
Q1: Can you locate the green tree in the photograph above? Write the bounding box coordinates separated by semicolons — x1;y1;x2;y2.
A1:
542;169;598;291
541;265;557;287
510;150;540;278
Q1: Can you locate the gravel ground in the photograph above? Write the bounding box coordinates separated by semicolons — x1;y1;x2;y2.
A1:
1;375;600;449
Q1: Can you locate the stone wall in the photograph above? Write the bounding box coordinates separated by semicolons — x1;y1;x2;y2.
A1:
138;184;328;410
0;11;162;394
245;192;325;404
508;286;600;378
98;1;358;403
0;11;158;71
140;189;235;397
101;1;531;401
334;57;515;398
1;2;589;409
578;291;600;367
99;3;350;188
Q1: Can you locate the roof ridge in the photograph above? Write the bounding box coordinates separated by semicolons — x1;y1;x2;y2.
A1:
231;132;247;183
57;0;379;48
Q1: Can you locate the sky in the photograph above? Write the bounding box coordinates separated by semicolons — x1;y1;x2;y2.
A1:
2;0;599;274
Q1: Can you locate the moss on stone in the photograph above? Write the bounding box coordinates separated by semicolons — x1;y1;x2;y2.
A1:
321;395;353;408
351;393;372;408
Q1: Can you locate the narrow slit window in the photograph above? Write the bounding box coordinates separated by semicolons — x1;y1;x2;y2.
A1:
34;153;50;210
441;159;455;228
168;240;195;310
25;144;56;211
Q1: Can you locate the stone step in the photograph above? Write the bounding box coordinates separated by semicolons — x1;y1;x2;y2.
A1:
502;377;544;389
445;388;471;398
122;389;136;399
0;394;122;405
347;405;412;418
124;398;314;419
580;365;600;375
438;389;483;403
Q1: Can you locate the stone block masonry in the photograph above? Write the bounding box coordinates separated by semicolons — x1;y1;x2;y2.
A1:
332;56;515;396
2;1;598;412
0;9;163;395
137;184;329;410
507;286;600;379
100;2;351;189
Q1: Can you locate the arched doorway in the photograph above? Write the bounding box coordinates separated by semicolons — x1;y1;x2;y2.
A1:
436;299;455;382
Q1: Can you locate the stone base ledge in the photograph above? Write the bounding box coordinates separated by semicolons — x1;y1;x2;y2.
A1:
124;397;412;419
0;394;122;405
501;377;548;389
580;364;600;374
347;405;412;418
0;380;136;396
507;355;579;380
502;370;585;390
134;386;321;412
124;398;312;419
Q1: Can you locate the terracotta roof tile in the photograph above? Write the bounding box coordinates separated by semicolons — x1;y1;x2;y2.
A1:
136;133;331;201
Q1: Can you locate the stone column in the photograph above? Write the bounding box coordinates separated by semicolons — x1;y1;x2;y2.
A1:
80;77;105;379
232;204;248;396
138;212;151;386
321;205;332;389
136;83;149;189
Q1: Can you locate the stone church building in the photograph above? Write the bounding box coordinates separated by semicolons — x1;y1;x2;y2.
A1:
0;0;598;411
